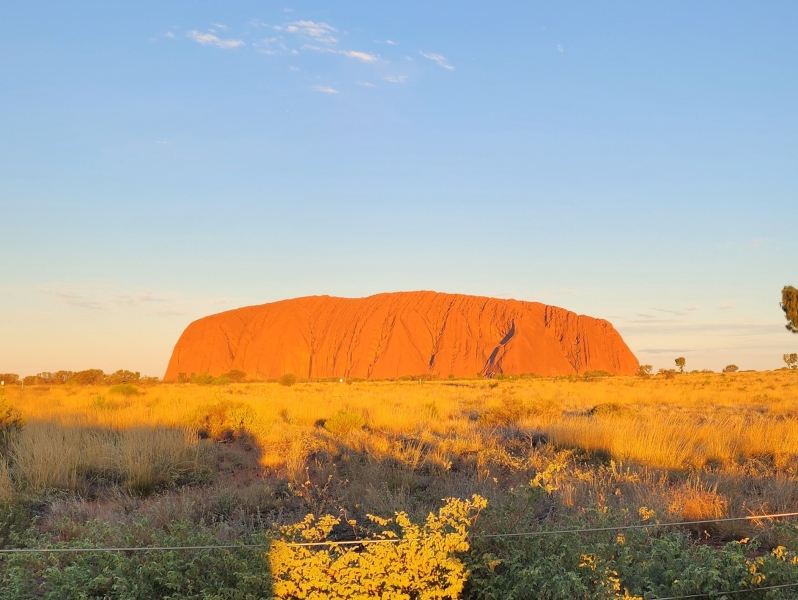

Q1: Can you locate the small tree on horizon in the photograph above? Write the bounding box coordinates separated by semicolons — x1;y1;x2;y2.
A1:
783;286;798;334
675;357;686;373
784;353;798;370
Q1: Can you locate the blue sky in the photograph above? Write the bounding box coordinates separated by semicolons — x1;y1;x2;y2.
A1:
1;1;796;377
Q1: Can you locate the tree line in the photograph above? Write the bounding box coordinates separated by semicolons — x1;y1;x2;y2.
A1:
0;370;157;386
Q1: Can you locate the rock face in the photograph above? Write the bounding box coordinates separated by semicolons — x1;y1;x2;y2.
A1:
164;291;638;381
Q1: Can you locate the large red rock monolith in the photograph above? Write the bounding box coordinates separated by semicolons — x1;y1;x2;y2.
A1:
164;291;638;380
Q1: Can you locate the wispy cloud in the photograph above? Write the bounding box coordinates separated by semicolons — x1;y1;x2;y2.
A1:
557;44;564;53
385;40;397;45
312;85;338;94
35;284;235;317
384;75;407;83
719;303;736;310
339;50;378;62
420;51;454;70
356;81;376;87
187;30;244;49
282;20;337;43
303;45;379;63
211;23;228;31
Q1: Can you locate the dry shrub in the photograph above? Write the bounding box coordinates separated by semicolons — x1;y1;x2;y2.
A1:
108;384;141;397
669;478;728;522
323;410;365;437
119;427;201;495
192;401;255;442
8;422;202;495
0;460;13;501
10;424;82;492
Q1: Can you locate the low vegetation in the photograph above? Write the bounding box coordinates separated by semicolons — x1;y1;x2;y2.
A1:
1;370;798;598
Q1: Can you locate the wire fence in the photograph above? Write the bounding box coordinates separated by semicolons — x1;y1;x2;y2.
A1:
2;510;798;599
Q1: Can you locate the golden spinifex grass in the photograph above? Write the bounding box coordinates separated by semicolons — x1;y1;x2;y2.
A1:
1;370;797;530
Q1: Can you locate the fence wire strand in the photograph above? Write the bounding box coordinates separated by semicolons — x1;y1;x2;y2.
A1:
2;510;798;599
1;510;797;553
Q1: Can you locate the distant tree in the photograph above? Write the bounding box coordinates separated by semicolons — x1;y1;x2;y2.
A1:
69;370;105;385
177;372;188;384
637;365;653;377
106;370;140;384
783;286;798;334
675;357;686;373
0;374;19;385
784;353;798;370
279;373;297;387
723;364;739;373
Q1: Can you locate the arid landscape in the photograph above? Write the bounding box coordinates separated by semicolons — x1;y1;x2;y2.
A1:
2;366;798;597
3;2;797;598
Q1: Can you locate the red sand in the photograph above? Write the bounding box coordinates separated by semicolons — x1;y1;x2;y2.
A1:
164;291;638;380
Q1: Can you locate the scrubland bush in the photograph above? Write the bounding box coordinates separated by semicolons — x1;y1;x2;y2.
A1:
192;400;255;442
323;409;365;436
190;372;214;385
108;383;141;396
279;372;298;387
6;423;204;496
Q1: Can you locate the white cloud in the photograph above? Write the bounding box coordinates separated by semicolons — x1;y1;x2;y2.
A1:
284;20;337;43
211;23;228;30
557;44;564;53
356;81;376;87
312;85;338;94
384;75;407;83
339;50;378;62
165;31;175;39
420;51;454;70
386;39;397;45
302;44;379;63
187;30;244;49
289;66;300;72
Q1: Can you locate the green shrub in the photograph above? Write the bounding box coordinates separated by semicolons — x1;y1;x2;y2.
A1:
323;410;365;437
222;369;247;382
278;373;297;387
465;486;798;599
108;384;141;397
190;372;214;386
0;518;272;599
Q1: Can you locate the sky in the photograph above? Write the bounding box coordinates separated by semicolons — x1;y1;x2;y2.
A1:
1;1;796;378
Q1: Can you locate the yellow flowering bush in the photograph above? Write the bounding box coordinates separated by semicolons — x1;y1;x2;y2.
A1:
269;495;487;599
